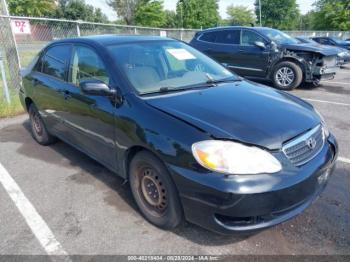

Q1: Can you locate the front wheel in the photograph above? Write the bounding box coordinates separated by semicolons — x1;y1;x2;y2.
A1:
272;61;303;90
129;151;183;230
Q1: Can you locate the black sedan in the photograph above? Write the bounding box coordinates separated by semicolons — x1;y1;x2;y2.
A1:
312;36;350;50
296;36;350;65
19;35;338;234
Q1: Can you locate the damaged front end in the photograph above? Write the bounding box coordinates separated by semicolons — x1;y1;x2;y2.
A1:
270;48;339;84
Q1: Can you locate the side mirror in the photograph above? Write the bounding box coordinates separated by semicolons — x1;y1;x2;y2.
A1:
79;80;116;96
254;41;266;49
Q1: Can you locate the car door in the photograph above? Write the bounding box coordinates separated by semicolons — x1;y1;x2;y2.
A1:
236;29;270;78
62;44;117;170
209;29;242;71
30;44;72;134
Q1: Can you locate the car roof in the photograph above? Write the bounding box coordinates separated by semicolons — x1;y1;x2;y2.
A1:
198;26;271;33
51;34;174;46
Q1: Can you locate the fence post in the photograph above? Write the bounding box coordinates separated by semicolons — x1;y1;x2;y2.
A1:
76;21;81;37
180;28;184;41
0;0;22;91
0;50;10;103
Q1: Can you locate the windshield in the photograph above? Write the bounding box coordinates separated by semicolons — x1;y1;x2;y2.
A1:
257;28;299;45
330;37;347;44
297;37;317;44
107;41;236;94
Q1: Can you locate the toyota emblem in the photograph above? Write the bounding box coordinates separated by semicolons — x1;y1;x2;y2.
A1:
306;137;317;149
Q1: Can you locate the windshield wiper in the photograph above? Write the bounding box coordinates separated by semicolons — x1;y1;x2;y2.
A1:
140;84;212;96
205;75;243;85
140;76;242;96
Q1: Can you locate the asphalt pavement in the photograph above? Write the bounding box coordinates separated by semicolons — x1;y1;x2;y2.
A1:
0;68;349;256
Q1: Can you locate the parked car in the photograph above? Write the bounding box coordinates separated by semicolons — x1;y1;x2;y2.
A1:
20;35;338;234
312;36;350;50
296;36;350;66
190;27;339;90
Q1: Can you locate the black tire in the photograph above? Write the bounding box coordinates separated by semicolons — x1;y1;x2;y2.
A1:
272;61;303;90
129;151;183;229
28;104;57;145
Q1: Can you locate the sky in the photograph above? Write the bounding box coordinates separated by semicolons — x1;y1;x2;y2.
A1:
86;0;316;21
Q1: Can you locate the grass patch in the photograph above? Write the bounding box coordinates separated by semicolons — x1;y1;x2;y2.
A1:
0;50;39;118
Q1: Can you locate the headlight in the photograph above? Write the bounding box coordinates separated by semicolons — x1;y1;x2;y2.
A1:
192;140;282;175
338;52;346;57
315;109;330;137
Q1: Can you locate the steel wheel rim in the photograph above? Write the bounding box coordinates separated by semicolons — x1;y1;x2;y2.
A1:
137;166;167;216
32;111;43;135
276;67;295;87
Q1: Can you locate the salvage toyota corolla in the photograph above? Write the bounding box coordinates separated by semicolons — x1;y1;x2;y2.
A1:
19;35;338;234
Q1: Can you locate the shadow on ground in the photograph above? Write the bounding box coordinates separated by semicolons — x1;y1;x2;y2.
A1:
0;120;250;246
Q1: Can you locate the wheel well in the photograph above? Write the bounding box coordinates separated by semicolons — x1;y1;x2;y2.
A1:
124;146;148;179
24;97;33;112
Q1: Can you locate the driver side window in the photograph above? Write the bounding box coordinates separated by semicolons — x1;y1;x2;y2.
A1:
69;45;109;86
241;30;266;46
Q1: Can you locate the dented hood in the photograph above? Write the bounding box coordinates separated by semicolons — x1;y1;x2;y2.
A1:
145;81;321;150
281;42;339;56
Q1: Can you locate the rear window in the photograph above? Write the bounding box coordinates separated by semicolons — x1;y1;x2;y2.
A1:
215;30;240;45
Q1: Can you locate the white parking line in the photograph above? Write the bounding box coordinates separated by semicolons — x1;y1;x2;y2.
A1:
338;157;350;164
0;162;69;257
322;81;350;85
302;98;350;107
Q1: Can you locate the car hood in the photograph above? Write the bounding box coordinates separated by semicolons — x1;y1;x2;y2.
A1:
281;43;339;56
144;81;320;150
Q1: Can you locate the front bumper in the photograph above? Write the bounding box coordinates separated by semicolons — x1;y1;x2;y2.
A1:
169;134;338;234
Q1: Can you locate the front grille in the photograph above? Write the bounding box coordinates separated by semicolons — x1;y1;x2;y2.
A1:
282;125;325;166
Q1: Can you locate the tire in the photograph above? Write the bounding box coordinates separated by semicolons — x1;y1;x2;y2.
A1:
28;104;57;145
272;61;303;90
129;151;183;229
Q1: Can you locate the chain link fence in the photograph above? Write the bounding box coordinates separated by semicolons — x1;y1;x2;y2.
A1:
1;14;350;105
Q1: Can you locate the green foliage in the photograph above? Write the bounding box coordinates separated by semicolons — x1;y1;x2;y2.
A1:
8;0;56;17
107;0;139;25
312;0;350;30
254;0;300;30
176;0;219;29
55;0;108;23
298;11;316;30
163;10;178;28
226;5;256;26
135;0;165;27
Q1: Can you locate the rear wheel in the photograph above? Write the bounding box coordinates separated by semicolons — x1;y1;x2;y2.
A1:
28;104;57;145
129;151;183;229
272;61;303;90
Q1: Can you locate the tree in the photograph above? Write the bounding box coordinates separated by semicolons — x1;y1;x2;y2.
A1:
176;0;219;29
254;0;300;30
298;11;316;30
226;5;256;26
8;0;56;17
55;0;108;22
134;0;165;27
163;10;178;28
107;0;140;25
312;0;350;30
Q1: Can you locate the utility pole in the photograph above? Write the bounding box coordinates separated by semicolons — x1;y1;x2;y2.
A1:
259;0;262;26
